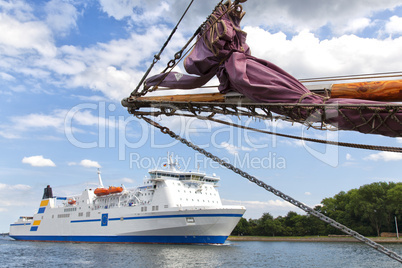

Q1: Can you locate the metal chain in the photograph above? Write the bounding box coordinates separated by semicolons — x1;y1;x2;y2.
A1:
140;115;402;264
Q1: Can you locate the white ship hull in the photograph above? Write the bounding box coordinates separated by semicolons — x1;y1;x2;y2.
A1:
10;207;244;244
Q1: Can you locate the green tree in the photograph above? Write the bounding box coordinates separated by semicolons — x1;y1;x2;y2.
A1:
348;182;393;236
231;217;249;236
386;183;402;233
231;181;402;237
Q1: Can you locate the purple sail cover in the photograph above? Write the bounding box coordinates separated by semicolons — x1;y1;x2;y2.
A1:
145;1;402;137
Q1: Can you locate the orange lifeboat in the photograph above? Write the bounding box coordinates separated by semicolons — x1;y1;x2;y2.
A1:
94;188;110;196
108;186;123;194
68;198;76;205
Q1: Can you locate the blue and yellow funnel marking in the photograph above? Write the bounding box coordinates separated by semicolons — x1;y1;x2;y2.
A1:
37;200;49;214
32;200;48;231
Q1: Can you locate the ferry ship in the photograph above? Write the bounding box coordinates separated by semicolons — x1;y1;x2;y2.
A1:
9;157;245;244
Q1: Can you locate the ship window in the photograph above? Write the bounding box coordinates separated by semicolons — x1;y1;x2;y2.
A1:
78;212;83;217
186;217;195;223
86;212;90;217
57;214;70;218
64;208;77;212
164;205;168;208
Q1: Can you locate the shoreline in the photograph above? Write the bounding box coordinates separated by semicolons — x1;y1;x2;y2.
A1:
228;236;402;243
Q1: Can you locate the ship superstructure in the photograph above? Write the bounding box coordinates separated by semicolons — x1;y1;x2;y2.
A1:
9;157;245;244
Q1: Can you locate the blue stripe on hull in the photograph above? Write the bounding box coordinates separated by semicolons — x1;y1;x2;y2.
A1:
71;213;243;223
9;235;228;244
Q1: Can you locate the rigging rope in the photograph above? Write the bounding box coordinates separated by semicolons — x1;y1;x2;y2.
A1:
140;115;402;264
299;71;402;83
131;0;196;96
172;113;402;153
124;99;402;137
142;70;402;92
133;0;241;98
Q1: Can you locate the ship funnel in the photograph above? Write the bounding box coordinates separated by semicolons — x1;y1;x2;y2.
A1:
42;185;53;199
97;169;104;188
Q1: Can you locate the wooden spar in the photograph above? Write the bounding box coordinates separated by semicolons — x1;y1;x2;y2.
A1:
137;79;402;103
137;92;225;102
330;79;402;101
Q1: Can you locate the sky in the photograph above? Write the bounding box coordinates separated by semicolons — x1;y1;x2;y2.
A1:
1;0;402;233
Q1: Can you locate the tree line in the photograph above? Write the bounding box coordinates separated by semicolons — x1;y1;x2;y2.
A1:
231;181;402;237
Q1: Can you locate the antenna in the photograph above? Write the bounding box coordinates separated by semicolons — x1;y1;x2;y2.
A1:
97;168;104;188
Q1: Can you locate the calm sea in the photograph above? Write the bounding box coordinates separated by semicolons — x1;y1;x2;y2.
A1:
0;236;401;268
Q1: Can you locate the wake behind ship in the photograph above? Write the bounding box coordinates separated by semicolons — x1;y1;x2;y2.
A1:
9;157;245;244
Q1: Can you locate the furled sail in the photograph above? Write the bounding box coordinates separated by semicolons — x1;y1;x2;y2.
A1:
144;1;402;137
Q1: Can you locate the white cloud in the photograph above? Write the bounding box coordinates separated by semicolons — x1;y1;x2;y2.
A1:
0;183;33;209
22;155;56;167
305;192;311;196
96;0;402;36
0;183;31;191
0;107;111;139
245;26;402;78
385;15;402;35
220;141;256;155
243;0;401;34
0;71;15;81
79;159;101;168
346;153;354;161
364;151;402;161
120;177;135;184
341;18;372;34
0;110;67;139
223;198;303;218
45;0;78;36
0;13;56;57
0;0;35;22
99;0;139;20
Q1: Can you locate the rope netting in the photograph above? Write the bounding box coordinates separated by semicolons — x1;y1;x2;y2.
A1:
122;98;402;138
